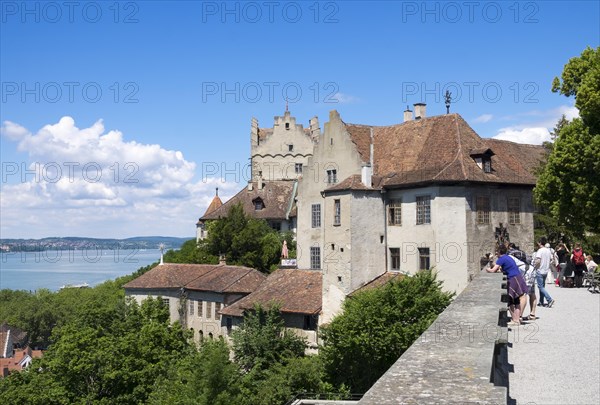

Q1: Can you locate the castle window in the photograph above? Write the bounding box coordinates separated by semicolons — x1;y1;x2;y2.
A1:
303;315;317;331
206;302;212;319
311;204;321;228
388;199;402;226
326;169;337;184
333;199;341;226
295;163;303;174
508;197;521;224
253;198;265;211
483;159;492;173
476;196;491;224
197;301;203;318
226;317;233;334
215;302;222;320
390;248;401;270
288;144;294;151
189;300;194;316
470;148;495;173
310;246;321;269
162;298;170;308
416;195;431;225
285;122;290;130
418;247;430;270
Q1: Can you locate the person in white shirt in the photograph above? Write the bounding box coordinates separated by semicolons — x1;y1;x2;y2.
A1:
534;238;555;307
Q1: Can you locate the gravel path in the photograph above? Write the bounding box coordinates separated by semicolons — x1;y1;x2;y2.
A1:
507;284;600;404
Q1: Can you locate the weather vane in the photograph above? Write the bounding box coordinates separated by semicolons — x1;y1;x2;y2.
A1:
445;90;452;114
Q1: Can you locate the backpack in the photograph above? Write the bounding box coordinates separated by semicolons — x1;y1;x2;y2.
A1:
573;249;585;266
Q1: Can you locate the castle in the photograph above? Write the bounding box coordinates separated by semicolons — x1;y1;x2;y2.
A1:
126;104;545;345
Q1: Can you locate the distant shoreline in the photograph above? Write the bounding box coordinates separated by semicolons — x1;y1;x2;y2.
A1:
0;236;190;253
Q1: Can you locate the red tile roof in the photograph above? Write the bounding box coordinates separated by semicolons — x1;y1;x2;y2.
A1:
200;180;296;221
343;114;546;188
203;195;223;217
220;269;322;317
325;174;383;192
0;347;43;377
123;263;266;294
349;272;404;296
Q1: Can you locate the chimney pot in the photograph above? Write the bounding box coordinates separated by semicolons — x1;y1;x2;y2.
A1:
413;103;426;120
403;106;413;122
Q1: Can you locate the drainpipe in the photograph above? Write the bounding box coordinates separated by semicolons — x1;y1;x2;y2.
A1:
382;188;388;271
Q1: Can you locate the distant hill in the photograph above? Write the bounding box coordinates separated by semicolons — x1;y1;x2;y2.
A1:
0;237;192;252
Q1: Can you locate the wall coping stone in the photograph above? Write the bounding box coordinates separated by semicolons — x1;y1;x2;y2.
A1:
359;271;507;404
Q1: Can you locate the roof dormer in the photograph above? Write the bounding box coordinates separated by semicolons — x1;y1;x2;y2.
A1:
470;148;495;173
253;197;265;211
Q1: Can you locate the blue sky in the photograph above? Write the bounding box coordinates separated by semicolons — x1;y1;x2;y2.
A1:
1;0;598;239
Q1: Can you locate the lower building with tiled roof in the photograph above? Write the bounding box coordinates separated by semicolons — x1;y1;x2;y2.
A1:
219;269;322;349
124;262;266;341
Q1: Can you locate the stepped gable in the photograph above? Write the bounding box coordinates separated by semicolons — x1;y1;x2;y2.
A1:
220;269;322;317
200;180;296;221
122;263;266;292
343;113;545;187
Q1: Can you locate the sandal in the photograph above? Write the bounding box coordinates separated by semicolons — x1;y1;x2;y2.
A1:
507;321;521;327
528;315;536;320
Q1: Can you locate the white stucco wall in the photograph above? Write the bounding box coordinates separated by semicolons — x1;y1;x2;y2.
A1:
297;110;366;270
385;186;470;294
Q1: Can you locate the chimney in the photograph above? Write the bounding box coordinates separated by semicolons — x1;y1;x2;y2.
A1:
361;164;372;187
219;254;226;265
414;103;426;120
403;105;413;122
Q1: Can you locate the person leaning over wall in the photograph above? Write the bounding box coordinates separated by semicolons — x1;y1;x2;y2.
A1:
487;244;528;327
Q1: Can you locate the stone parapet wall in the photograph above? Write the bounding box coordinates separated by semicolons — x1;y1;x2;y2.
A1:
359;271;508;404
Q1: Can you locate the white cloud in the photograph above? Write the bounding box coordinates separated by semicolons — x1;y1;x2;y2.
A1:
493;127;551;144
0;120;30;141
0;117;242;238
473;114;493;123
331;92;359;104
491;104;580;145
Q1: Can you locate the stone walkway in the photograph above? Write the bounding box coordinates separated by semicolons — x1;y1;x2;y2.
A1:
507;284;600;404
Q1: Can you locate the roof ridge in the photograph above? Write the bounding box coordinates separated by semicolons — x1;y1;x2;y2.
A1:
184;263;223;289
432;115;467;180
220;268;255;292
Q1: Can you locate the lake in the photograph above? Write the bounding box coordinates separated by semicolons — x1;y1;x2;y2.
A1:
0;248;162;291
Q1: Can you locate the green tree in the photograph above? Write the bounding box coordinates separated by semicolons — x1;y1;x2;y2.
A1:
149;339;240;405
320;271;453;393
231;304;306;373
0;297;193;404
536;47;600;240
166;203;290;272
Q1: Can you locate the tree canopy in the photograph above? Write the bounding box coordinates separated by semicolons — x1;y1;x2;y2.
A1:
319;271;453;393
535;46;600;242
164;203;295;272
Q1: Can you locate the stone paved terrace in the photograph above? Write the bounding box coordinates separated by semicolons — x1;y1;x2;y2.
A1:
508;284;600;404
